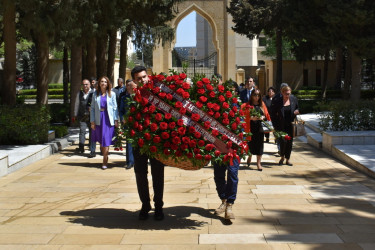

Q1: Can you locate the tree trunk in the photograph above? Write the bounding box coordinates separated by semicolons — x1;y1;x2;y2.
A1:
63;46;69;104
96;34;107;79
342;50;352;99
322;49;329;99
86;37;97;79
2;0;17;105
350;52;362;101
335;48;343;89
35;32;49;105
119;28;130;80
70;43;82;126
107;29;117;84
82;45;87;79
275;26;283;89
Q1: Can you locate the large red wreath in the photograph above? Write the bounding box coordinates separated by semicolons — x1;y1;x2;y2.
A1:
124;73;251;169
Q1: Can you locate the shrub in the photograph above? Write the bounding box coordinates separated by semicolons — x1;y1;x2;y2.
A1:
50;125;68;138
49;103;70;124
0;104;50;144
319;100;375;131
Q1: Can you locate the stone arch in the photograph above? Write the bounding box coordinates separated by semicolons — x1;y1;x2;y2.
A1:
152;0;236;80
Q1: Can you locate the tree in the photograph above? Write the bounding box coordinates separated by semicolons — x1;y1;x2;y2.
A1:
228;0;288;89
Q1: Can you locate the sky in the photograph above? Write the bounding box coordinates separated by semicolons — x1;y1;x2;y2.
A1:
175;11;196;47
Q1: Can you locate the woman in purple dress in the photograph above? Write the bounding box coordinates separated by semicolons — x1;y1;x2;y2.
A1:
90;76;119;169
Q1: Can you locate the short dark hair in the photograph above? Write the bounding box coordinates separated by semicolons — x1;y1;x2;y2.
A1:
267;87;276;92
89;77;97;82
125;79;133;84
131;66;147;79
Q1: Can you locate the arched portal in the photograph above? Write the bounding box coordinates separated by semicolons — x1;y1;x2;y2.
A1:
152;1;236;80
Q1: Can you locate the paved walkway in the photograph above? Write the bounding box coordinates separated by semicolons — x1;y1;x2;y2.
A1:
1;137;375;249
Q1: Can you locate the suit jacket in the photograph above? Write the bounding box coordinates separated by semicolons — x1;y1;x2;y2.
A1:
270;94;299;131
90;90;119;126
239;88;253;104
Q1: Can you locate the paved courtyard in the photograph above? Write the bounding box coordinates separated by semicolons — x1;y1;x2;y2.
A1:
0;140;375;249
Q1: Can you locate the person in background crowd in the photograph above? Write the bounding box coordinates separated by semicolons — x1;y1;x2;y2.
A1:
262;87;276;143
240;77;255;103
271;85;300;166
119;79;137;170
131;66;165;221
89;77;97;90
212;73;223;85
90;76;119;170
113;78;125;106
72;79;92;155
242;88;271;171
230;80;240;96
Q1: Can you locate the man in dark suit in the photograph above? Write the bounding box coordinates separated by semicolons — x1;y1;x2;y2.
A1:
240;77;255;103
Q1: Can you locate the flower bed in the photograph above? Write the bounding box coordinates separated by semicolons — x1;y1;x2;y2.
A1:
123;73;251;170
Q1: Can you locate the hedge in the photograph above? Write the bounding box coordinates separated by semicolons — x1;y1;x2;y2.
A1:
0;104;50;144
50;125;68;138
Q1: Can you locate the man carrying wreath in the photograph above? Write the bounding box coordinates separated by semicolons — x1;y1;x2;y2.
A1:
131;66;165;221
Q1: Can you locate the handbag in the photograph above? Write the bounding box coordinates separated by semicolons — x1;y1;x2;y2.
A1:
292;115;306;137
260;120;274;133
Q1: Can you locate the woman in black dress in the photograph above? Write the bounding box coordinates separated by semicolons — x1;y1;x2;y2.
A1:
244;89;271;171
262;87;276;143
270;86;300;166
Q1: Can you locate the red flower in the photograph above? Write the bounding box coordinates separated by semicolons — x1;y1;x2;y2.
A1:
150;146;157;153
175;150;183;157
180;143;188;150
232;97;238;103
187;152;193;158
222;113;228;119
209;91;216;98
208;110;214;116
285;135;292;140
182;91;190;99
179;73;187;79
171;144;178;150
202;78;210;84
206;84;214;91
153;136;161;144
169;84;176;90
172;75;179;81
225;91;232;98
156;74;165;81
130;130;135;136
195;154;203;160
164;141;171;148
232;106;238;112
229;110;235;117
161;132;170;140
218;95;225;102
179;108;187;115
199;96;207;103
150;123;158;132
135;113;142;120
155;113;163;122
204;121;211;129
213;104;220;111
138;138;144;147
166;94;173;100
227;141;232;148
218;85;225;93
141;98;148;106
198;140;205;147
205;144;214;151
194;132;201;138
160;122;168;130
137;125;143;131
222;135;228;141
152;87;160;94
214;112;221;119
189;140;197;148
176;88;184;95
142;107;149;113
196;101;203;108
172;136;181;145
215;150;221;157
164;149;171;155
197;88;205;94
205;155;212;161
188;126;196;133
196;81;204;88
191;113;200;122
231;122;238;130
222;118;230;125
182;82;190;90
149;105;156;113
175;101;183;108
144;133;151;140
159;92;166;99
182;136;190;144
207;103;214;109
166;76;173;82
178;127;186;135
128;117;134;123
177;119;184;127
212;129;219;136
168;122;176;130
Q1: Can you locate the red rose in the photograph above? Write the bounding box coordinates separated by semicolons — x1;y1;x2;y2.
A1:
208;110;214;116
231;122;238;130
155;113;163;122
194;132;201;138
168;122;176;130
209;91;216;98
177;119;184;127
169;84;176;90
171;131;178;138
150;123;158;132
182;82;190;90
135;113;142;120
236;117;241;123
160;122;168;130
171;144;179;150
238;133;243;139
191;113;200;122
142;107;149;113
137;125;143;131
205;155;212;161
241;123;247;129
205;144;214;151
214;150;221;157
182;136;190;144
142;120;149;128
161;132;170;140
206;84;214;91
166;76;173;82
202;78;210;84
196;101;203;109
197;88;205;94
229;110;235;117
214;112;221;119
189;140;197;148
198;140;205;147
144;133;151;140
176;88;184;95
179;108;187;115
225;91;232;98
159;92;166;99
232;106;238;112
150;146;157;153
188;126;196;133
182;91;190;99
175;150;183;157
179;73;187;79
195;154;203;160
218;85;225;93
138;138;144;147
178;127;186;135
213;104;220;111
204;121;211;129
199;96;207;103
176;79;184;86
153;136;161;144
152;87;160;94
285;135;292;140
175;101;183;108
222;102;230;109
218;95;225;102
156;74;165;81
164;149;171;155
187;152;193;158
130;130;135;136
166;94;173;100
149;105;156;113
207;103;214;109
180;144;188;150
128;117;134;123
212;129;219;136
141;98;148;106
164;141;171;148
222;113;228;119
173;75;179;81
232;97;238;103
222;135;228;141
172;136;181;145
133;121;139;129
222;118;230;125
193;148;201;154
227;141;233;148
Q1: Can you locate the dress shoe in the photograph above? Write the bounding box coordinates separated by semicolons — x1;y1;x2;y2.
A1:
87;152;96;158
139;204;151;220
154;207;164;221
286;161;293;166
125;164;134;170
278;159;284;165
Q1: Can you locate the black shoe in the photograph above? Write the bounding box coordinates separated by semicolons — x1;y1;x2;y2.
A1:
154;207;164;221
138;204;151;220
125;164;134;169
87;152;96;158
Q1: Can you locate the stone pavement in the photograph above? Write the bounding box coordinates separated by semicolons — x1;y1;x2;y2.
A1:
1;138;375;249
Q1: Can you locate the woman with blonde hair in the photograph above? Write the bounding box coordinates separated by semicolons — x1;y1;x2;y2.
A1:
90;76;119;169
